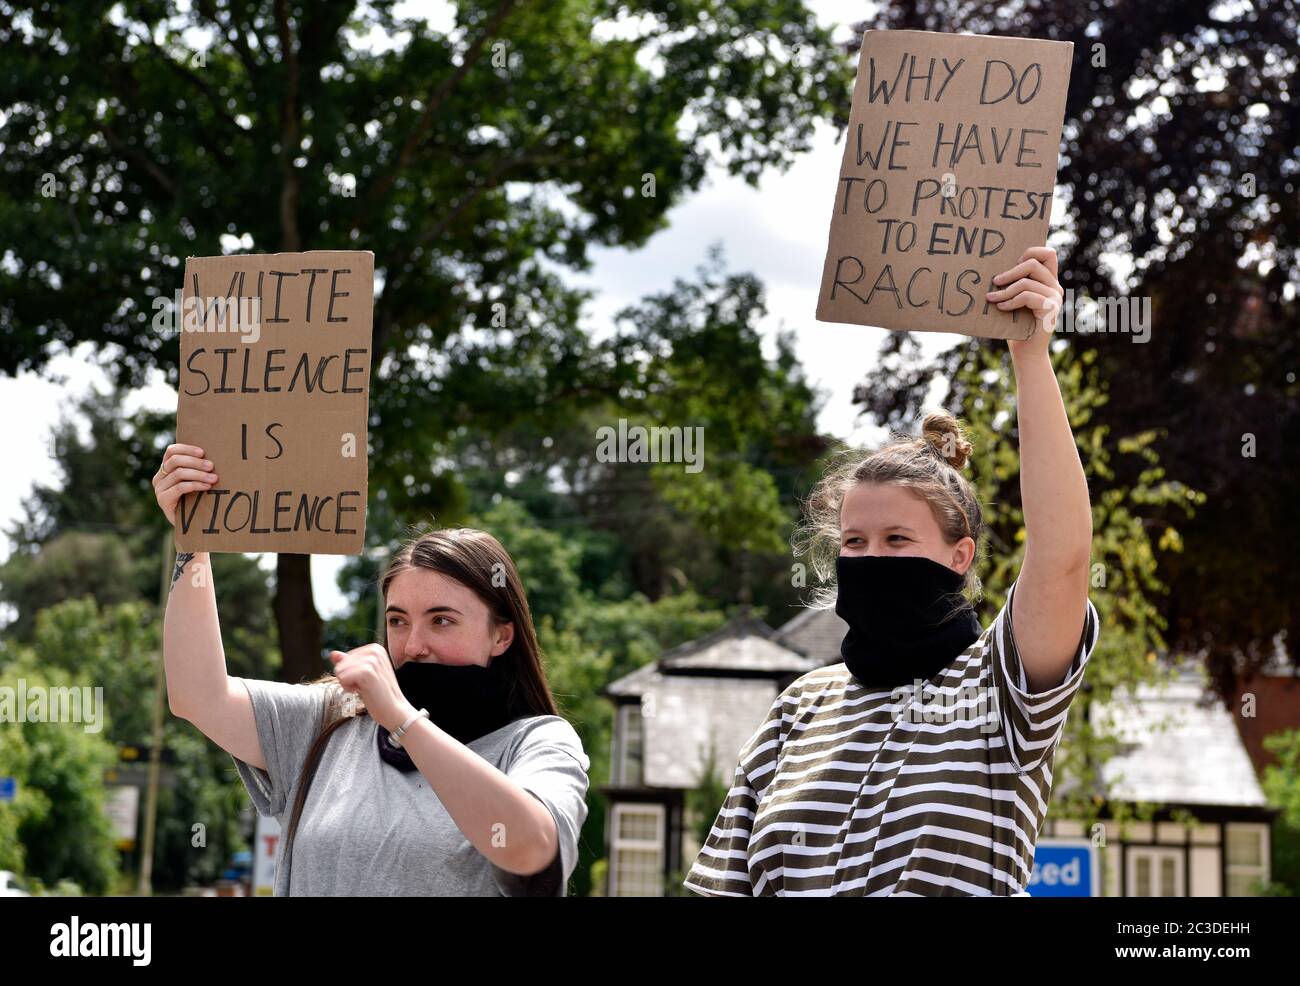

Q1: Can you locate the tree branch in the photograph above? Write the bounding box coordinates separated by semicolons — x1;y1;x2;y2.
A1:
417;146;541;249
372;141;552;356
96;123;178;200
353;0;521;229
135;31;244;146
197;0;260;81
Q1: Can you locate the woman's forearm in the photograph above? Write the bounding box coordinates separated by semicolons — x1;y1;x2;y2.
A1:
398;716;558;875
163;550;230;717
1012;350;1093;567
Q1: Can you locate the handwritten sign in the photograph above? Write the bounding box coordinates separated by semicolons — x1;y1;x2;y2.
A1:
816;30;1073;340
174;250;373;554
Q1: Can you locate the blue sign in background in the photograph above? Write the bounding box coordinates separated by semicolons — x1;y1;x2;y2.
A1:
1026;839;1098;896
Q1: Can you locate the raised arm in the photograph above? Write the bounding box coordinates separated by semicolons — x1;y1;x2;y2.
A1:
985;247;1094;693
154;444;266;770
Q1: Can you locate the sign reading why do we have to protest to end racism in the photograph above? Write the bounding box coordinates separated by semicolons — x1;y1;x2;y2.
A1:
817;30;1074;341
175;251;373;555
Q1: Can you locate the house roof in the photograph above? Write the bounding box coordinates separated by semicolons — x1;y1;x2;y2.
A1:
606;617;821;697
1092;669;1270;808
773;604;849;664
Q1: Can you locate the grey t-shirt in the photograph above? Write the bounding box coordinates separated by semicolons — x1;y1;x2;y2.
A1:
230;676;590;897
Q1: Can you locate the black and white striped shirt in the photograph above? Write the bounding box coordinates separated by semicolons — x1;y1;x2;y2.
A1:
685;577;1101;896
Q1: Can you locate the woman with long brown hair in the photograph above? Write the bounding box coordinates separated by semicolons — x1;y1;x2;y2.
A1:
154;474;589;896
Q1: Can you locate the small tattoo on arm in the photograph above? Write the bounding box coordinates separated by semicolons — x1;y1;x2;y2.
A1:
171;551;196;590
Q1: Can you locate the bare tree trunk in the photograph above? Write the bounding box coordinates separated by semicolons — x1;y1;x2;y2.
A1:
275;553;324;683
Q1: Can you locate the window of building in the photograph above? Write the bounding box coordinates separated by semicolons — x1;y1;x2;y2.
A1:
1225;824;1268;896
610;803;664;897
1128;847;1184;896
617;702;644;787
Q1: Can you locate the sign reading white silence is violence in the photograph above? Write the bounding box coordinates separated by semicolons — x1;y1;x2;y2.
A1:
174;250;373;555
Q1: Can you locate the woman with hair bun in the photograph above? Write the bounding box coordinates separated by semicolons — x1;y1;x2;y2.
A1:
686;247;1099;896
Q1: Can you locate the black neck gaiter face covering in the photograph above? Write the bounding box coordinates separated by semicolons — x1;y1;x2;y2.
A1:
835;554;983;689
376;658;517;772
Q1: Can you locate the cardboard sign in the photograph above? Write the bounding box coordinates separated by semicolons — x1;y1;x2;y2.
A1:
817;30;1073;340
174;250;373;554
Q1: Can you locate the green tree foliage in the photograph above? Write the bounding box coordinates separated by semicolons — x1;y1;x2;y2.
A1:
1;597;249;891
630;246;823;604
0;532;140;642
0;660;119;893
0;388;283;891
1261;729;1300;894
150;724;251;891
438;248;829;614
28;597;159;747
471;498;584;629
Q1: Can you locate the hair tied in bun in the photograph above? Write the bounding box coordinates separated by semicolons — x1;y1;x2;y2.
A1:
920;411;972;470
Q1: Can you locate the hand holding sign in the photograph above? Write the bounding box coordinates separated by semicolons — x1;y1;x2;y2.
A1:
987;246;1063;360
152;444;218;527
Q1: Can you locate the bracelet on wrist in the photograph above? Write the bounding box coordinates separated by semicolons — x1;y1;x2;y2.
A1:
388;708;430;748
